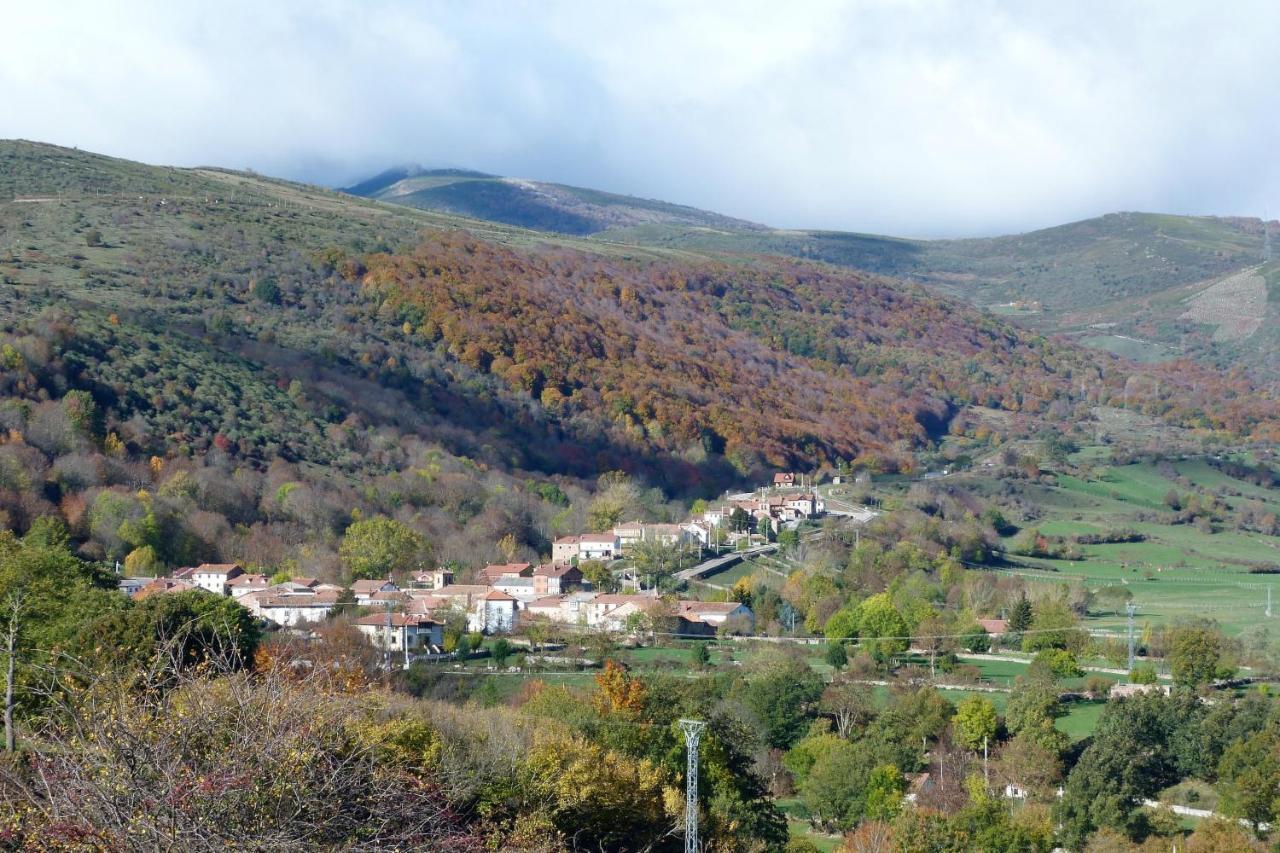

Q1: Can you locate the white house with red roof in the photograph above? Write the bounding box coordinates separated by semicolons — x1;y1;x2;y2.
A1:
249;587;341;628
475;589;518;633
677;600;754;634
227;574;269;598
350;579;400;606
190;563;245;595
353;613;444;654
553;533;620;564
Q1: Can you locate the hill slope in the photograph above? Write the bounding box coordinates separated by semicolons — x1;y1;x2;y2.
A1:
347;165;1275;377
342;166;763;236
0;140;1275;574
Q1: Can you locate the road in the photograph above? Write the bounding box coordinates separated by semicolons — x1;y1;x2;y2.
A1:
675;543;778;583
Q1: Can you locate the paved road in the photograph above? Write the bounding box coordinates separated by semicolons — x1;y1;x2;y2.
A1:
675;543;778;582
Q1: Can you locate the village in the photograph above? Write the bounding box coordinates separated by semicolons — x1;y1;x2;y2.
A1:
121;474;828;664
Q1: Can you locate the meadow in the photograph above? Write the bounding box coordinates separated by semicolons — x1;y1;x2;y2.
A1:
977;456;1280;637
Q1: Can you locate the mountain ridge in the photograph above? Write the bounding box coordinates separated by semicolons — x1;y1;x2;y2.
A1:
343;162;1277;379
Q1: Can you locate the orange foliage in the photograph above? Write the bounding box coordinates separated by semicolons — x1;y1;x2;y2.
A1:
593;659;647;716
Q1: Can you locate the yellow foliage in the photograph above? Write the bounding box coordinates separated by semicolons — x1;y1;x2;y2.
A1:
593;660;647;716
520;734;676;843
346;715;441;771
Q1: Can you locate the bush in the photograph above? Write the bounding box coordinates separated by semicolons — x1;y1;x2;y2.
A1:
1029;649;1084;680
1084;675;1113;698
1130;663;1158;684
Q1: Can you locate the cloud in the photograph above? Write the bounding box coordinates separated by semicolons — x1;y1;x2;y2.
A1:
2;0;1278;236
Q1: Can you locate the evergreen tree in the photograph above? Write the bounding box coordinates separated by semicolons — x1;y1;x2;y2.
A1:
1009;595;1033;633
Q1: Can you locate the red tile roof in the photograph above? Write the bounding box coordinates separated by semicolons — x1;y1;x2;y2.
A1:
133;578;195;600
192;563;243;575
533;563;580;578
351;579;395;594
480;563;531;581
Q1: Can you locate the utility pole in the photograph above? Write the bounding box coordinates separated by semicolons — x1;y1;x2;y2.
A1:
1126;603;1137;671
983;736;989;788
384;600;393;672
679;719;706;853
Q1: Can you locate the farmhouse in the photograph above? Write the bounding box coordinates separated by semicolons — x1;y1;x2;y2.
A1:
479;563;532;584
554;533;620;564
226;574;269;598
351;579;400;606
353;613;444;653
532;563;583;596
190;563;245;595
252;588;341;628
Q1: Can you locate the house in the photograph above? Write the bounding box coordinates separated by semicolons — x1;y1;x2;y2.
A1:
117;577;152;597
479;563;532;584
253;588;341;628
189;563;244;595
783;493;824;517
578;533;619;561
526;592;597;627
680;521;713;547
431;584;492;607
773;472;796;488
552;536;582;564
132;578;195;600
474;590;518;633
532;563;583;596
613;522;646;549
353;613;444;654
492;574;538;601
977;618;1009;638
525;594;569;622
588;593;660;631
653;524;691;546
350;579;400;606
410;569;453;589
553;533;619;563
677;601;753;631
405;594;450;616
226;574;270;598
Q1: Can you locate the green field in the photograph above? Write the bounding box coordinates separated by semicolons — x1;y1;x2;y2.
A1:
973;458;1280;636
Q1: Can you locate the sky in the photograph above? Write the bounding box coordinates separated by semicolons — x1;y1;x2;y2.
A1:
3;0;1279;237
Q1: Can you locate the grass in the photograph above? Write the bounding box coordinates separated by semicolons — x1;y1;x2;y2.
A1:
976;457;1280;637
1056;700;1106;741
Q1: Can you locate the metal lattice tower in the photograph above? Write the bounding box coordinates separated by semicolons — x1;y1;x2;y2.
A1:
1126;603;1137;671
679;719;706;853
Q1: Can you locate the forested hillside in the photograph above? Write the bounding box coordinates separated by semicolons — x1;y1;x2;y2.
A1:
1;140;1275;578
351;164;1277;379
